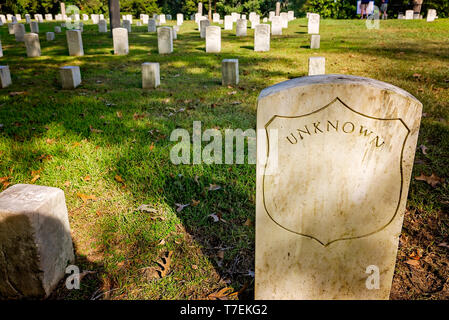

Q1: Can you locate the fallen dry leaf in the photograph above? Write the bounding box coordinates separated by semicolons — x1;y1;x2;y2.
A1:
405;259;420;267
191;199;200;207
83;175;91;181
244;218;253;227
415;173;444;188
64;181;71;187
438;242;449;249
77;193;97;203
419;145;428;155
208;287;235;300
31;175;40;183
114;175;124;183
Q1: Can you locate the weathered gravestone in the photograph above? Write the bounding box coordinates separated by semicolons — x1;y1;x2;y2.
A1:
426;9;437;22
0;65;12;88
55;26;62;33
251;15;260;29
308;13;320;34
113;27;129;55
142;62;160;89
405;10;414;20
206;26;221;53
288;10;295;21
213;13;220;23
200;19;210;38
269;11;275;21
123;20;132;33
98;19;107;33
280;12;288;28
148;19;157;32
224;15;233;30
30;21;39;33
157;27;173;54
24;33;41;57
236;19;247;37
255;74;422;299
0;41;3;58
308;56;325;75
14;24;26;42
8;23;16;35
275;2;281;16
271;16;282;35
0;184;75;298
46;32;55;41
310;34;320;49
159;14;166;24
254;24;270;52
177;13;184;25
222;59;239;85
60;66;81;89
66;30;84;56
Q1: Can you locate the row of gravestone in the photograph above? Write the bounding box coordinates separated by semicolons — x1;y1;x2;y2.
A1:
2;11;319;57
398;9;438;21
0;71;422;299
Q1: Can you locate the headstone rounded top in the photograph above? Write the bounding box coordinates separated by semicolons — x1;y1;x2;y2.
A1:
258;74;419;102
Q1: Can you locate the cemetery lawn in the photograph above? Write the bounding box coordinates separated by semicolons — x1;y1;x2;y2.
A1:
0;18;448;300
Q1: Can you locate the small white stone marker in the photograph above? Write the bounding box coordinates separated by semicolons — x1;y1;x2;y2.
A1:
142;62;160;89
66;30;84;56
426;9;437;22
308;13;320;34
222;59;239;85
98;19;107;32
308;56;325;75
148;19;157;32
310;34;320;49
251;15;260;29
55;26;62;33
157;27;173;54
46;32;55;41
60;66;81;89
405;10;414;20
236;19;247;36
206;26;221;53
0;40;3;58
213;13;220;23
8;23;16;35
200;19;210;38
224;15;233;30
177;13;184;25
254;24;270;52
256;74;422;299
0;66;12;88
0;184;75;298
113;27;129;55
30;21;39;33
24;33;41;57
123;19;131;33
280;12;288;28
271;16;282;35
14;24;26;42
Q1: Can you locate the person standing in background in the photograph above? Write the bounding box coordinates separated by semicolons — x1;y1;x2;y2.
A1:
360;0;371;19
380;0;389;20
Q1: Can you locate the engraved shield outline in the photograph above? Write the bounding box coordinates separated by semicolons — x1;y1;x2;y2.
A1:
262;97;411;246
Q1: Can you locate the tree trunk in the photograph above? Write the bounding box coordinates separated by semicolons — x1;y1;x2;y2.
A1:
208;0;212;20
413;0;423;14
108;0;121;37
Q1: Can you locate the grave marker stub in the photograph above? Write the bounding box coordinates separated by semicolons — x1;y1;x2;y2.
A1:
142;62;160;89
66;29;84;56
206;26;221;53
222;59;239;85
308;56;325;75
0;184;75;298
113;27;129;55
254;24;270;52
224;15;233;30
157;27;173;54
14;24;26;42
0;66;12;88
236;19;247;36
426;9;437;22
200;19;210;38
255;74;422;299
405;10;414;20
308;13;320;34
148;19;157;32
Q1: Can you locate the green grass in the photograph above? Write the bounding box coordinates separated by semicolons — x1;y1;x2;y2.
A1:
0;17;448;300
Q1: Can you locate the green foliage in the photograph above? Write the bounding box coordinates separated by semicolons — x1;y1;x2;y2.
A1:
303;0;356;19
